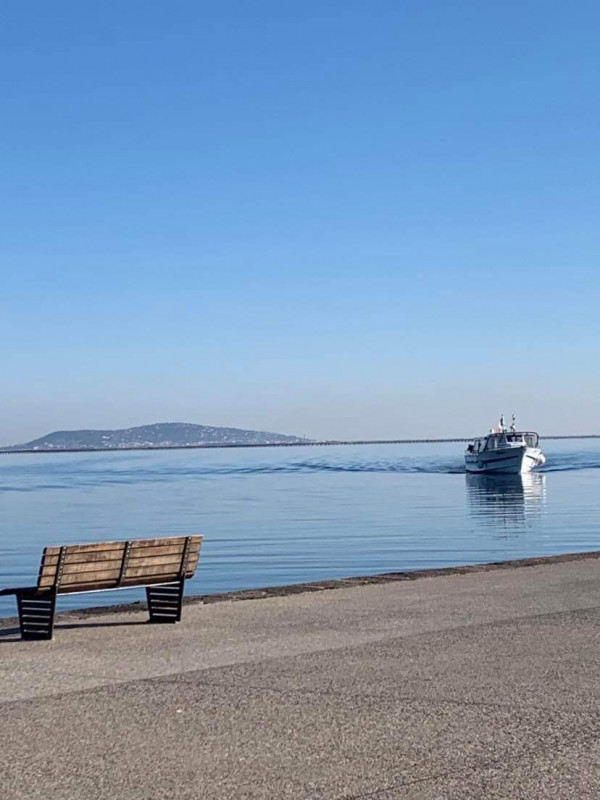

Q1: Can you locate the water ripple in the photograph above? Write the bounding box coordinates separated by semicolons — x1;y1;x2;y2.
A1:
0;447;599;493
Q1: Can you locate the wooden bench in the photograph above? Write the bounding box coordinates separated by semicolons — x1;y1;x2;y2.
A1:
0;535;203;640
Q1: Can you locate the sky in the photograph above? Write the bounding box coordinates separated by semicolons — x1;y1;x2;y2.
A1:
2;1;599;444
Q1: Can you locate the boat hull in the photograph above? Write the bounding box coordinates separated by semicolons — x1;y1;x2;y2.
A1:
465;446;545;475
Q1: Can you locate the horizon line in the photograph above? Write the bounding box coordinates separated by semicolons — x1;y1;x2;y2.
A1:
1;434;598;455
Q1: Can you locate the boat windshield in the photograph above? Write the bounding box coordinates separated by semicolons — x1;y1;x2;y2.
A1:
505;432;539;447
485;435;501;450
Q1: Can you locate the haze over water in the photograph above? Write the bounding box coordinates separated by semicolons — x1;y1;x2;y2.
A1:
1;440;599;617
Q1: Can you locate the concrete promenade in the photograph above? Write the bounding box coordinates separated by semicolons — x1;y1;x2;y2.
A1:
2;553;600;799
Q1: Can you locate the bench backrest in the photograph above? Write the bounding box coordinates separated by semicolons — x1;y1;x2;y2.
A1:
36;535;203;595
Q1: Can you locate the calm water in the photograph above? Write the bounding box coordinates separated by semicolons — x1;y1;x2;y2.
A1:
1;441;599;616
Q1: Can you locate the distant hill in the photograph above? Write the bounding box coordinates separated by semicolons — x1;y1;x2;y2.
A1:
2;422;309;451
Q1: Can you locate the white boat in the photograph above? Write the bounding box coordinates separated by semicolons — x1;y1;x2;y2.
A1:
464;415;546;475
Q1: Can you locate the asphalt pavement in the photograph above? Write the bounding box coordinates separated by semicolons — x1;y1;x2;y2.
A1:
2;553;600;799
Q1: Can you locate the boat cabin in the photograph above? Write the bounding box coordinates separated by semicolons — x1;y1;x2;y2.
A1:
466;431;539;454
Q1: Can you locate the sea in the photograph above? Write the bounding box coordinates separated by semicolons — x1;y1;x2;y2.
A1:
1;440;599;617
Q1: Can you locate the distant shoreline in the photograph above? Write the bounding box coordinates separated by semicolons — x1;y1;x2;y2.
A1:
1;434;598;455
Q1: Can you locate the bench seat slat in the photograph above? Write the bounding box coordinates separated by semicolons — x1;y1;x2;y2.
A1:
43;542;127;556
124;552;199;570
38;563;185;587
39;558;124;579
39;568;123;588
42;550;129;567
125;563;193;580
130;536;192;550
54;576;193;594
127;543;200;560
40;567;197;590
39;552;201;582
122;570;196;583
55;581;127;593
43;536;200;556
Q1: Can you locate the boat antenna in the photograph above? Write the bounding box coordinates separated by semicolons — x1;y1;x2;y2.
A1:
499;414;505;432
510;414;516;433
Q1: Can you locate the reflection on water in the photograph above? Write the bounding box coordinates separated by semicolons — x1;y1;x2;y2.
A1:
466;472;547;530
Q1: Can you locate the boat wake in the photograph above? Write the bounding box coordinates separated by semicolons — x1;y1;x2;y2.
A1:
1;451;600;492
540;456;600;473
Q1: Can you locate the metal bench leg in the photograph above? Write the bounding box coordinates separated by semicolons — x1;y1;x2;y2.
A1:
16;591;57;640
146;581;184;624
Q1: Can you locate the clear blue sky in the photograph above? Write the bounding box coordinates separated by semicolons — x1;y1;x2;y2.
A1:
2;1;599;443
